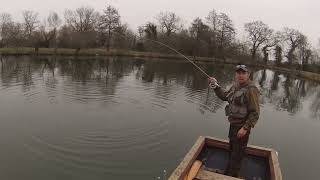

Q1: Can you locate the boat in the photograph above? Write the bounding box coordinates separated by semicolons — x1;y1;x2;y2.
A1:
168;136;282;180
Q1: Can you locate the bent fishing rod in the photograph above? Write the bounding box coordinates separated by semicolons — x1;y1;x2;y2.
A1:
138;37;219;87
110;32;219;86
143;38;211;78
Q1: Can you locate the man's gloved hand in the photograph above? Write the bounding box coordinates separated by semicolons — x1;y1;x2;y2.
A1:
208;77;220;89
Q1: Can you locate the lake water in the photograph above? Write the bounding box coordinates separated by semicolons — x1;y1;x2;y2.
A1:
0;56;319;180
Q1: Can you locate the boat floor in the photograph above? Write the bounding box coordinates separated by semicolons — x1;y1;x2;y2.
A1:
197;146;270;180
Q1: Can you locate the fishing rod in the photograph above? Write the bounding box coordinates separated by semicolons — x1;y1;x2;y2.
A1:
112;31;219;87
142;38;211;78
138;37;219;87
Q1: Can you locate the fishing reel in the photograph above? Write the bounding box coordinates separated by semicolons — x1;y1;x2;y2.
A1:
209;78;221;89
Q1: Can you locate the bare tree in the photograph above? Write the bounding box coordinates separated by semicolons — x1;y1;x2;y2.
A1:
22;10;39;38
206;10;235;58
261;31;281;63
244;21;273;60
64;6;99;52
57;25;73;48
0;13;13;46
156;12;181;37
311;48;320;64
137;25;144;38
144;22;157;40
206;9;219;33
98;5;121;51
140;22;158;52
282;28;305;65
297;35;312;66
48;12;62;30
64;6;99;32
135;25;145;51
32;12;62;49
47;12;62;50
113;23;135;49
0;13;12;30
36;23;55;48
190;17;210;56
34;25;52;48
2;23;23;47
0;13;25;47
190;18;209;40
216;13;235;57
206;9;219;56
314;38;320;64
233;39;251;57
274;45;283;65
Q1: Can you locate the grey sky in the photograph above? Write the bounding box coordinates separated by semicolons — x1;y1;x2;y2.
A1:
0;0;319;46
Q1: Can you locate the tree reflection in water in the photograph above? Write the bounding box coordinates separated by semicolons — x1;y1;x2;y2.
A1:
0;56;319;119
256;69;320;120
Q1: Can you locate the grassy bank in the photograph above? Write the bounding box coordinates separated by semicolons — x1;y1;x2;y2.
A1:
0;47;183;59
1;47;320;82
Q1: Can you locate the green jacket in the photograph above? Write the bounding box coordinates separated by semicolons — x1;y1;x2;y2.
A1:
214;81;260;130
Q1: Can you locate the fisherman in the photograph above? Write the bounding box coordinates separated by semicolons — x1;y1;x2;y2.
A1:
208;64;260;178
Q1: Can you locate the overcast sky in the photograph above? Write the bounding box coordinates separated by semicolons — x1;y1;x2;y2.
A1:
0;0;319;46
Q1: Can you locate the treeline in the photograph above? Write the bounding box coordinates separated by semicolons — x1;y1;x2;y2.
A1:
0;5;320;67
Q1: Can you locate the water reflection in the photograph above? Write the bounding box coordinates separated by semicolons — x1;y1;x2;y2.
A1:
255;68;320;118
1;56;319;117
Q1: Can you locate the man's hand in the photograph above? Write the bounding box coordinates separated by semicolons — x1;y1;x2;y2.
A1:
208;77;217;83
237;127;247;139
208;77;220;89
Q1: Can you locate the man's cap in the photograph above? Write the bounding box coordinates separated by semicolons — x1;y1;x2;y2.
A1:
235;64;249;72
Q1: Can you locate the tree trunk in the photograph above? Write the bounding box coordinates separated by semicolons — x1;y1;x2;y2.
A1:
219;31;224;58
287;45;297;65
262;46;268;64
251;49;256;61
275;46;282;65
287;50;294;65
35;47;39;55
75;48;80;55
106;28;111;51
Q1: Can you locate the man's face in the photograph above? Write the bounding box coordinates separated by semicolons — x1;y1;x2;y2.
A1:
235;70;250;84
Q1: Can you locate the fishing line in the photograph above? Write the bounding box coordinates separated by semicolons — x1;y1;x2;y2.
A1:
141;37;211;78
139;37;220;87
111;30;211;78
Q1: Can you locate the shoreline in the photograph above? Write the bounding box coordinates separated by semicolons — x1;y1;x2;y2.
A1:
1;47;319;82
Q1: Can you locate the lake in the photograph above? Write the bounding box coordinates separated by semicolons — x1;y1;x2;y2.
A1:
0;56;319;180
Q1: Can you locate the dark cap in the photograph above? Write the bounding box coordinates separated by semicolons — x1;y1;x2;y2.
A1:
235;64;249;72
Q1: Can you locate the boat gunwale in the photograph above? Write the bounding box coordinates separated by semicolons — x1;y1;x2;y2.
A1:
169;136;206;180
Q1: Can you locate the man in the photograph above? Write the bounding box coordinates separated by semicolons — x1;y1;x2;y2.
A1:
208;64;260;178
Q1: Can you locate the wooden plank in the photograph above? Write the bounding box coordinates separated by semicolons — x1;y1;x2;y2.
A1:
205;136;229;150
268;151;275;180
168;136;205;180
246;147;270;158
270;150;282;180
195;169;243;180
